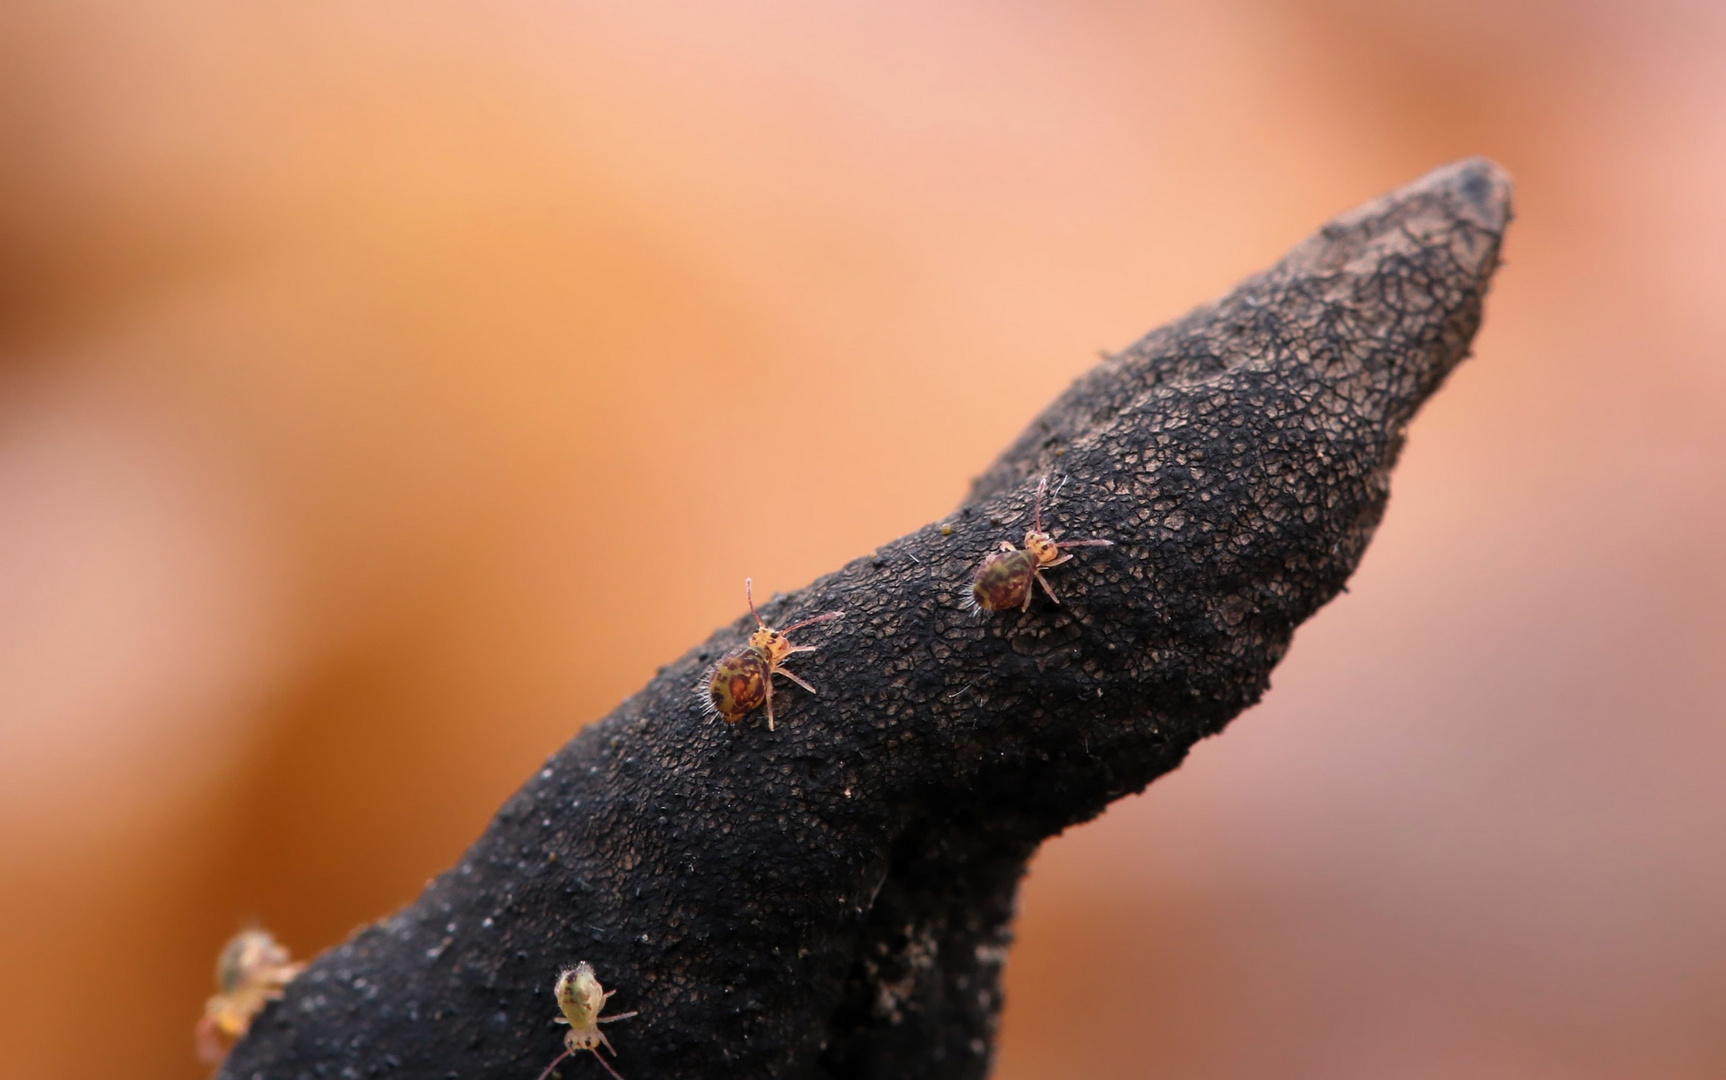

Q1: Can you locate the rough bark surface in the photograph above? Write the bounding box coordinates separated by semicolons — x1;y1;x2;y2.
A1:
221;159;1512;1080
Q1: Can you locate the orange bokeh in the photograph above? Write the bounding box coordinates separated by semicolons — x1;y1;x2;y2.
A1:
1;3;1722;1078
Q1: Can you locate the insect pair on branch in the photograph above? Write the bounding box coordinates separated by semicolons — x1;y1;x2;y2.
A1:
702;474;1112;730
197;478;1113;1080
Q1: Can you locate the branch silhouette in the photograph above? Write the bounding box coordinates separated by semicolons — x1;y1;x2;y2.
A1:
221;158;1512;1080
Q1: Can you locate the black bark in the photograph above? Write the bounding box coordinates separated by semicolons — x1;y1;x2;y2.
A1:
221;159;1512;1080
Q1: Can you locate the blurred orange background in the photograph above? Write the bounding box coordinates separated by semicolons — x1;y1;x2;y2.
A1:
2;2;1722;1077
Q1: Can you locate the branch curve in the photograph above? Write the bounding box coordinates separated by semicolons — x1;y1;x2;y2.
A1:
222;158;1512;1080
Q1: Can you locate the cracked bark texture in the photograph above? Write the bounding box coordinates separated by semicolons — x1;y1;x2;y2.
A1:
220;158;1512;1080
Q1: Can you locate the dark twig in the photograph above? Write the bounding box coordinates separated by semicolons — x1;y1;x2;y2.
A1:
221;159;1511;1080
